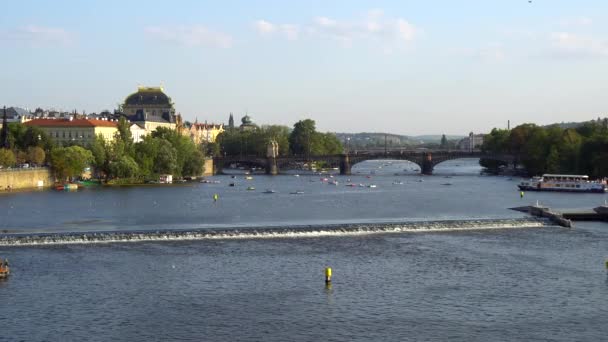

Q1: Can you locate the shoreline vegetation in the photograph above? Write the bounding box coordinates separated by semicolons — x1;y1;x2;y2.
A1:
481;120;608;178
0;117;344;188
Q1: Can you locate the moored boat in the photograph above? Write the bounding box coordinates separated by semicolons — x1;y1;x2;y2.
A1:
518;174;607;193
0;259;10;279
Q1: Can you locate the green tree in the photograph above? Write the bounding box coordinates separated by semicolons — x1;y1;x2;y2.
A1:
27;146;46;165
0;148;16;167
546;146;560;174
89;135;110;179
182;149;205;176
51;146;94;181
116;116;134;156
289;119;316;156
109;155;140;179
134;136;160;179
155;139;178;175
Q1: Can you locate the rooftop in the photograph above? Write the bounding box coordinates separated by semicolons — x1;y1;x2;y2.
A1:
124;86;172;106
24;118;118;128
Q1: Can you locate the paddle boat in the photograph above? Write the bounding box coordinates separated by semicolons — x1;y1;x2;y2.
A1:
263;189;276;194
0;259;10;279
247;186;256;191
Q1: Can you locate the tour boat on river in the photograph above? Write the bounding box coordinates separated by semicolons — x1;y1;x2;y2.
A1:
518;174;607;193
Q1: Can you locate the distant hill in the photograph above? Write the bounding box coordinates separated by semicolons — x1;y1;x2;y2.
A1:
335;132;465;148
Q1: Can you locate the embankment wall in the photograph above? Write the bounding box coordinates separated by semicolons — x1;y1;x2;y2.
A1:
0;168;54;191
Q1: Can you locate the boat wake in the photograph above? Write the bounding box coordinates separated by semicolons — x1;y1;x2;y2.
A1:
0;218;554;247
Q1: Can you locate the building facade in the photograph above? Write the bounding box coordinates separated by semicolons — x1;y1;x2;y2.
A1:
122;86;179;134
185;122;224;144
458;132;485;151
24;118;118;145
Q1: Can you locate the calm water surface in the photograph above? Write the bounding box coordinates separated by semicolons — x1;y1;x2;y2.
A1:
1;160;607;341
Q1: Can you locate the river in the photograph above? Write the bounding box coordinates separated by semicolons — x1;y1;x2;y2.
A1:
1;159;607;341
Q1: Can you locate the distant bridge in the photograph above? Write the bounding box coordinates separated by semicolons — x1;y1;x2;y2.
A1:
213;150;515;175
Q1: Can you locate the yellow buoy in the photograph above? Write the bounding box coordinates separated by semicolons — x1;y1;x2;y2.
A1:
325;267;332;283
520;191;524;198
213;193;219;202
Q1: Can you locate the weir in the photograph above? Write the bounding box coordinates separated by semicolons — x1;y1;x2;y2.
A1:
0;218;550;247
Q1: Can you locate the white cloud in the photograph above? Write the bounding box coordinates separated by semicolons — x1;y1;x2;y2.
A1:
254;20;300;41
145;25;233;48
0;25;73;45
254;20;276;35
550;32;608;57
255;10;418;48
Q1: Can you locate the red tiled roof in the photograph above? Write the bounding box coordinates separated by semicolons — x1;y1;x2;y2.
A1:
24;118;118;128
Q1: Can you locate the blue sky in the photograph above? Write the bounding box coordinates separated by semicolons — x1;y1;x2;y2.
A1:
1;0;607;135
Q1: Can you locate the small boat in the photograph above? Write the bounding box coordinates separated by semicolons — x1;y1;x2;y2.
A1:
263;189;276;194
328;180;339;185
245;176;253;180
368;184;377;188
229;182;236;187
200;180;221;184
290;191;305;195
231;175;237;179
294;174;300;177
0;261;9;279
247;186;256;191
346;183;357;187
441;183;452;186
55;183;79;191
417;179;424;183
392;181;404;185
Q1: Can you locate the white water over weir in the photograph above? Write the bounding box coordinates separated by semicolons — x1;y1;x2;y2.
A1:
0;218;551;246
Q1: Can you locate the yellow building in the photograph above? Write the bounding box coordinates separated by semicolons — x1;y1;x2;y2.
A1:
123;86;179;134
24;118;118;145
185;122;224;144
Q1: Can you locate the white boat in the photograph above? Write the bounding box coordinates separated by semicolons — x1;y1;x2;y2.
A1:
290;191;305;195
518;174;606;193
263;189;276;194
368;184;377;188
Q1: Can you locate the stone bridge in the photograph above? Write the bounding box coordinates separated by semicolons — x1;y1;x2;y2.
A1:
213;150;514;176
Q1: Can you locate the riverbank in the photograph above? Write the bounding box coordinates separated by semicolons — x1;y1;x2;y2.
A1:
0;167;53;191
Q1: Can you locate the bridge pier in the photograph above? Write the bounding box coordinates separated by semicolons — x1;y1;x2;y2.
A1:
266;157;279;175
421;152;433;175
340;154;351;175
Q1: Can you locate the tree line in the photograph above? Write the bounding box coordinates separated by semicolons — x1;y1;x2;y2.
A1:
0;117;205;183
481;120;608;177
216;119;343;157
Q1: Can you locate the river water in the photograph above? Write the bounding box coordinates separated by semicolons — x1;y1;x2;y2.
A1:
1;159;607;341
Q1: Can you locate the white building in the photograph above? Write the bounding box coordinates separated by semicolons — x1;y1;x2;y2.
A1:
458;132;485;151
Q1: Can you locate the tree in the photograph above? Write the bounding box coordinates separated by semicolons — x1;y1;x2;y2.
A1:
289;119;317;156
89;135;110;179
0;148;16;167
51;146;94;181
182;149;205;176
155;139;178;175
546;146;560;174
109;155;139;179
116;116;134;157
27;146;46;165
